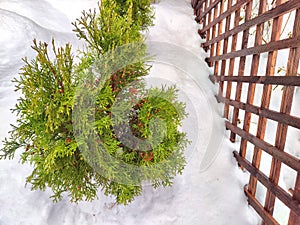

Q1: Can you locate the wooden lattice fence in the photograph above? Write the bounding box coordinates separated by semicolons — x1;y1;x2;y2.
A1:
191;0;300;224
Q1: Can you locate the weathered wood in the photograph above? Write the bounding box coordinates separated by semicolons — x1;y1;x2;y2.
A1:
210;75;300;86
227;122;300;172
289;173;300;225
234;151;300;218
194;0;205;10
202;0;300;48
241;1;266;187
193;0;300;223
230;0;253;143
201;0;209;35
218;0;233;107
285;8;300;225
213;1;224;75
244;0;270;196
265;8;300;219
205;0;213;49
199;0;251;35
218;96;300;130
194;0;206;21
223;0;240;119
209;0;220;68
206;36;300;63
195;0;204;10
196;0;222;21
191;0;197;8
244;186;280;225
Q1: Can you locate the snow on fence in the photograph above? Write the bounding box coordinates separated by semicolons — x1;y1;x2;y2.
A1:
191;0;300;224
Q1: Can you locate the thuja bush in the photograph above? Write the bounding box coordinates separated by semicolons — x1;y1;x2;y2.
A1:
115;0;155;30
0;0;189;205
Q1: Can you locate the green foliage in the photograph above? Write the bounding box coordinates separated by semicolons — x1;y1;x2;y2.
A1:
115;0;155;30
72;0;143;53
1;39;99;202
1;0;189;205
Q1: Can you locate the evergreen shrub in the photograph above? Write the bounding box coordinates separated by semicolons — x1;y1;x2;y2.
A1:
1;0;189;205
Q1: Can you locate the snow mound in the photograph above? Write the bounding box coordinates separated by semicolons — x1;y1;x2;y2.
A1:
0;0;258;224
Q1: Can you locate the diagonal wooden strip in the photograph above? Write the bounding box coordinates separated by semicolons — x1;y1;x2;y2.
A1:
218;95;300;130
234;151;300;218
202;0;300;48
199;0;250;34
196;0;222;20
227;122;300;172
230;0;253;144
206;36;300;63
244;187;280;225
210;75;300;86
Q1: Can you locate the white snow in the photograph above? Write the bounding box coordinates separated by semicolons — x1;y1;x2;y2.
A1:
0;0;259;224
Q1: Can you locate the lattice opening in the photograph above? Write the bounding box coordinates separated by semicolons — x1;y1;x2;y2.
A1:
274;197;291;225
192;0;300;224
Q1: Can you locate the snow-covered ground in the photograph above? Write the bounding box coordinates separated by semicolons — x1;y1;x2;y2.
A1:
0;0;259;224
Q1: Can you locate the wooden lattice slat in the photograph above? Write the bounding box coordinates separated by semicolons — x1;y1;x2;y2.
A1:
289;174;300;224
230;0;253;143
234;151;300;216
249;0;284;197
227;122;300;173
199;0;251;35
223;0;240;119
218;0;233;111
192;0;300;224
240;0;266;175
218;95;300;131
213;1;224;82
210;75;300;86
202;0;300;48
207;37;300;63
269;7;300;225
